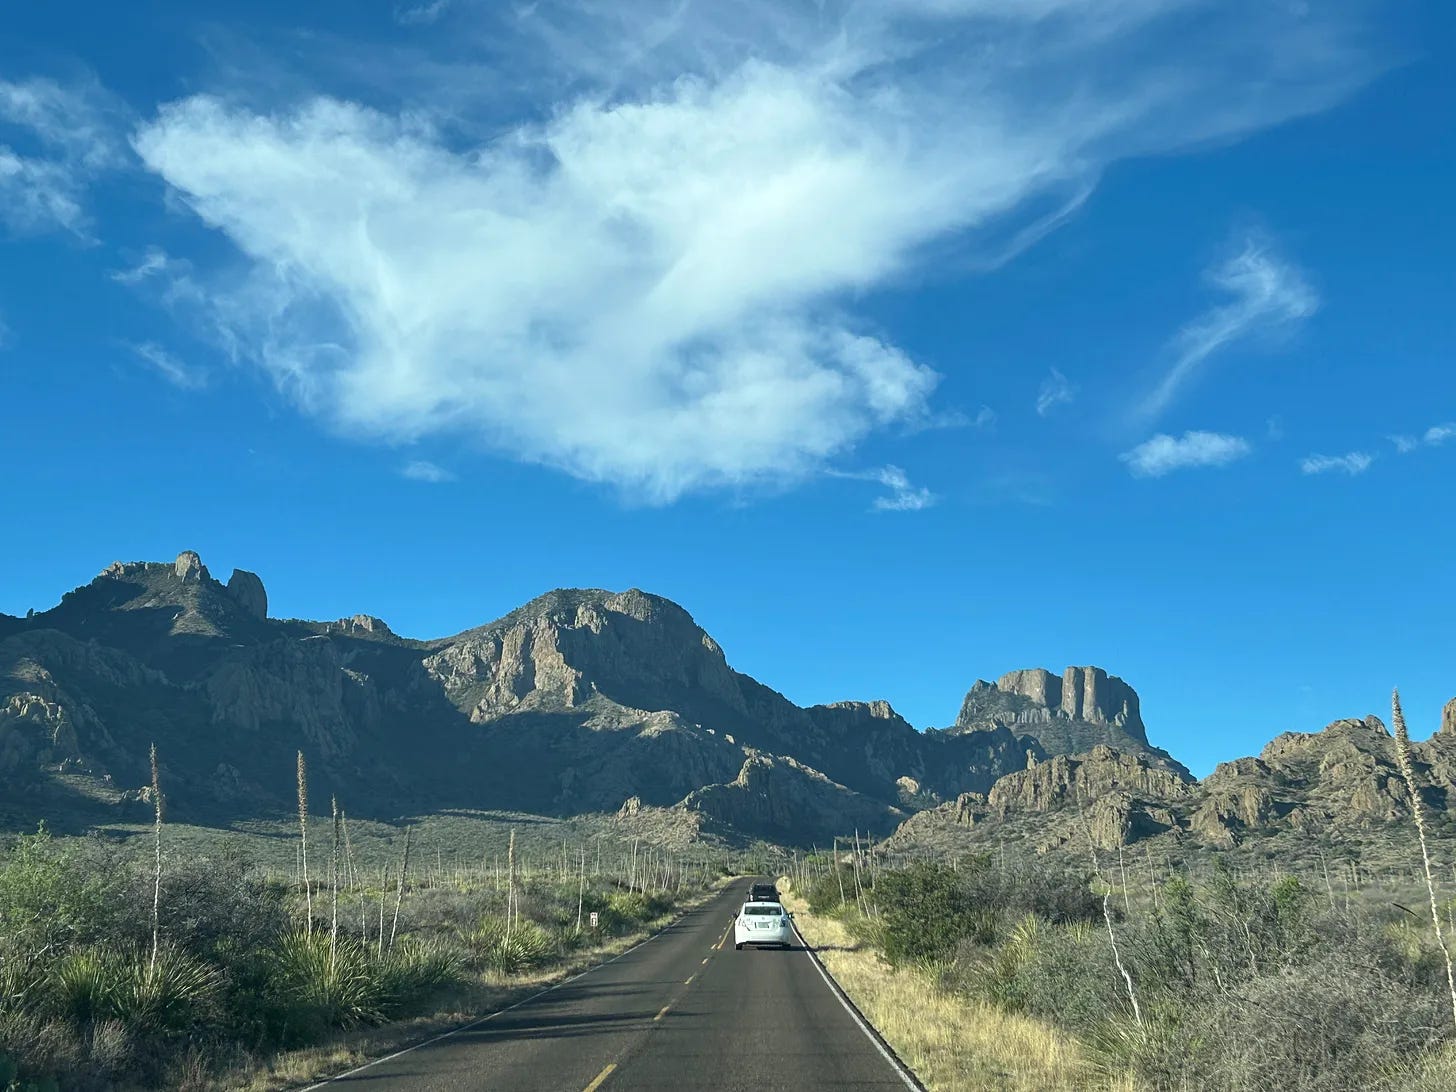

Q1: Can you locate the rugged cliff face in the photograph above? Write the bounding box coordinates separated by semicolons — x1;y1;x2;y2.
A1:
0;553;1056;843
15;549;1433;859
953;665;1188;775
891;707;1456;862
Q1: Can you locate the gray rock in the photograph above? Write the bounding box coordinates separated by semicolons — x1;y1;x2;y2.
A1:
173;551;209;582
225;569;268;619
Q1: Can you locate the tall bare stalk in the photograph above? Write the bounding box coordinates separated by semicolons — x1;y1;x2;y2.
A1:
576;844;586;932
330;795;340;971
1081;805;1144;1033
507;829;518;933
149;743;164;970
297;751;312;935
388;826;412;953
1392;688;1456;1028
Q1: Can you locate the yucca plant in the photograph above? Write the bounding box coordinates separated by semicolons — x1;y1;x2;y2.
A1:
269;928;385;1029
376;936;463;1014
118;946;220;1031
461;917;553;976
51;948;125;1025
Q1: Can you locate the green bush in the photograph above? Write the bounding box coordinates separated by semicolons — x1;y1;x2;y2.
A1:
805;868;853;915
872;863;984;967
0;830;124;951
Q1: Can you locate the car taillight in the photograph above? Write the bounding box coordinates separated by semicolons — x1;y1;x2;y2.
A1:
781;917;789;927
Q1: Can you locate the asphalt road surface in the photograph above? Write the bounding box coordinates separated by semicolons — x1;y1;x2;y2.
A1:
301;879;920;1091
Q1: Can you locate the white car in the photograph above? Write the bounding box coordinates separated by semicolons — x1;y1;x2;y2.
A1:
734;901;793;949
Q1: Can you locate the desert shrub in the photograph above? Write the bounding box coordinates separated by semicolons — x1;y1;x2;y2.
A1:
958;858;1101;928
1092;942;1450;1092
124;848;290;964
973;917;1127;1030
873;863;985;967
805;868;854;915
0;830;124;951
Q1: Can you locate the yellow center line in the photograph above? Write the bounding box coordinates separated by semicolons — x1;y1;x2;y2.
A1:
684;974;695;985
583;1062;616;1092
700;957;709;965
654;1004;672;1021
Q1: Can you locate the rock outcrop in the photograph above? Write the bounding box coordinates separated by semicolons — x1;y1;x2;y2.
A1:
953;665;1187;775
225;569;268;620
1443;696;1456;737
174;551;209;582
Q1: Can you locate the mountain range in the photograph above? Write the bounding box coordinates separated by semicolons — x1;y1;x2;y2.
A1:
2;551;1452;857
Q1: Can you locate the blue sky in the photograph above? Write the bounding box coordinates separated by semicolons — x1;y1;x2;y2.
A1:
1;0;1452;776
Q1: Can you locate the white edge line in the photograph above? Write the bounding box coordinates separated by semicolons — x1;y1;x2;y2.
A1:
293;912;685;1090
791;918;924;1092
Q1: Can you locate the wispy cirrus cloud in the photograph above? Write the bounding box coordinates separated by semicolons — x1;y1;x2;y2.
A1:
1036;368;1076;417
0;77;125;236
1120;430;1251;478
1300;451;1373;476
395;0;451;26
129;342;206;389
831;464;936;511
1140;235;1318;419
401;459;455;482
1390;422;1455;453
131;0;1387;502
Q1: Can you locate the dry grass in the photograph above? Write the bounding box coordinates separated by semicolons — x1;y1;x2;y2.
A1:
781;880;1134;1092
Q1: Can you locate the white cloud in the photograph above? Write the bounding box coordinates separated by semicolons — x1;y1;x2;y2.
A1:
1141;235;1318;418
1300;451;1373;476
973;405;997;429
1389;422;1453;454
0;77;123;235
402;459;456;482
831;463;936;510
112;247;181;285
1035;368;1075;417
396;0;451;25
869;466;937;511
1120;431;1251;478
132;1;1385;501
130;341;206;389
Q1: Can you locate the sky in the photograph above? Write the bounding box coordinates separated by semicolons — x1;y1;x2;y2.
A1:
1;0;1452;777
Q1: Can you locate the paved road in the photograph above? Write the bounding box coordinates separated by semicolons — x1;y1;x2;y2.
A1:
303;879;919;1091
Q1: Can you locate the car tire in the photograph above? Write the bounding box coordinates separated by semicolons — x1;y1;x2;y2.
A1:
735;943;743;950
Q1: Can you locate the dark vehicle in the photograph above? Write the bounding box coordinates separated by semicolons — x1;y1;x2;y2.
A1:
748;882;779;902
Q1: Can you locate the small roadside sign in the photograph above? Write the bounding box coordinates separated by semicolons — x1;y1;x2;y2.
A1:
589;911;600;928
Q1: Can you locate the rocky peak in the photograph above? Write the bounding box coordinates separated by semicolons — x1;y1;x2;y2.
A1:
339;614;391;636
173;551;209;583
807;700;912;730
225;570;268;620
962;666;1145;739
1443;697;1456;736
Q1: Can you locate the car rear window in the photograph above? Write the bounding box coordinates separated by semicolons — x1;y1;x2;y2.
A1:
743;904;784;916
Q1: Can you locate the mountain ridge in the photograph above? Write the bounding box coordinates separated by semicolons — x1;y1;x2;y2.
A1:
3;551;1449;859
